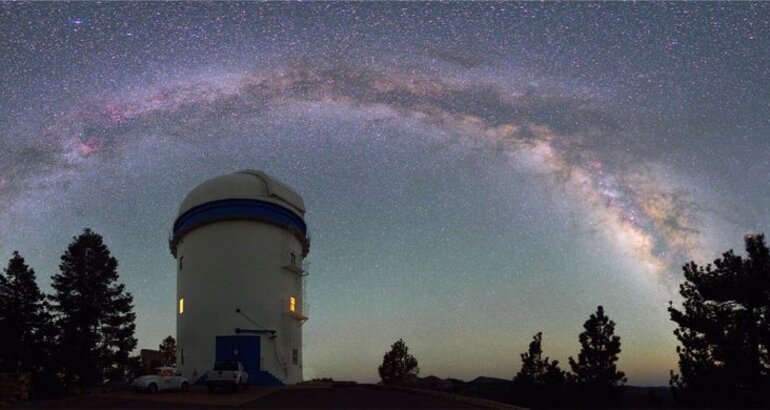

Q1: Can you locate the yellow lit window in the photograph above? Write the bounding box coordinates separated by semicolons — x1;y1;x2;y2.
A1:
179;298;184;315
289;296;296;312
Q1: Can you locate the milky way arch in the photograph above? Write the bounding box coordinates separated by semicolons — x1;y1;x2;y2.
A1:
0;59;703;282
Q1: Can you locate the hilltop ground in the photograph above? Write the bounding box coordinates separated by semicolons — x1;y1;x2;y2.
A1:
7;378;676;409
10;384;513;409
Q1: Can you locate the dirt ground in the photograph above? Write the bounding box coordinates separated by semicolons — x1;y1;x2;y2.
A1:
10;385;494;409
243;385;485;409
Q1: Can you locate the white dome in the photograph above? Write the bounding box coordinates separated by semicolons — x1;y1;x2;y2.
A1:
178;170;306;219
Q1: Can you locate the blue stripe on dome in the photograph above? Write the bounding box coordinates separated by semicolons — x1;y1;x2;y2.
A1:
170;199;307;254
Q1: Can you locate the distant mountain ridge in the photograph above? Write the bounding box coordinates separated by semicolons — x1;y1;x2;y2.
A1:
407;375;676;408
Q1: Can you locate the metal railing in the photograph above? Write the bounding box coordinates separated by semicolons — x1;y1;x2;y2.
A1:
283;255;309;276
301;275;309;320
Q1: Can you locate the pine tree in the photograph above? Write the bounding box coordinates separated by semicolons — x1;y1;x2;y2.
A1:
159;336;176;367
49;229;137;388
513;332;566;408
514;332;565;386
668;234;770;408
378;339;419;385
0;251;52;374
568;306;626;407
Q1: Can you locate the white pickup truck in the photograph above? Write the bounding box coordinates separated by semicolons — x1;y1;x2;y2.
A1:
206;361;249;392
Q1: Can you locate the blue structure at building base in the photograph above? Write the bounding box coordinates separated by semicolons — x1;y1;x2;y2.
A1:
193;370;283;387
192;335;285;386
249;371;284;386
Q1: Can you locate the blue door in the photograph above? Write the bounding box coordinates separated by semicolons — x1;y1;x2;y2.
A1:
215;335;261;380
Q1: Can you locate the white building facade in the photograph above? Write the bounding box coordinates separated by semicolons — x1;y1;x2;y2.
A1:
170;170;309;385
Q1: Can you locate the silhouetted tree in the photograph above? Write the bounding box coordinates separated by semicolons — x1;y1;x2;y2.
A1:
49;229;137;389
0;251;56;396
569;306;626;407
378;339;419;385
669;234;770;408
512;332;566;408
515;332;546;386
159;336;176;367
0;252;51;372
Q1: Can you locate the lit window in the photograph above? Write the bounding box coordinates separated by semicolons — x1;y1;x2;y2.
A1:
289;296;296;312
179;298;184;314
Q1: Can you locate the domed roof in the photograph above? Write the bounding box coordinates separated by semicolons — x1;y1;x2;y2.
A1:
177;170;306;219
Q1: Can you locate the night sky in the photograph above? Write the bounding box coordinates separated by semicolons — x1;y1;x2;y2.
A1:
2;3;769;386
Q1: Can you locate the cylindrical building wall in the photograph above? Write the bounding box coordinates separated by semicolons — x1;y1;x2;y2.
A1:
170;170;309;385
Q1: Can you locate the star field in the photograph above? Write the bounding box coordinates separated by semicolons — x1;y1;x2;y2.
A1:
2;3;770;385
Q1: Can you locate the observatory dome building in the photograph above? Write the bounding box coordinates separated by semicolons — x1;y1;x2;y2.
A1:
170;170;309;385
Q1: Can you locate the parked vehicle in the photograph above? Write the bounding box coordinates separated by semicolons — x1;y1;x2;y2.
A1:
206;361;248;392
132;367;189;393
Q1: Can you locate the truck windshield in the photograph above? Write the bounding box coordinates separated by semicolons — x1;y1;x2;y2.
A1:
214;362;239;371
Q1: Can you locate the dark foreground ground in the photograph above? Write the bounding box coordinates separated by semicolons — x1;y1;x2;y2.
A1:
244;385;489;409
9;385;506;409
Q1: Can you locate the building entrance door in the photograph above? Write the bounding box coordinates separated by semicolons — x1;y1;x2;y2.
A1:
215;335;261;380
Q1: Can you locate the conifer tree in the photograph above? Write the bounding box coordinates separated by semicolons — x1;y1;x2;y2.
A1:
569;306;626;407
513;332;566;408
514;332;565;386
159;336;176;367
378;339;419;385
669;234;770;408
0;251;52;374
49;229;137;388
